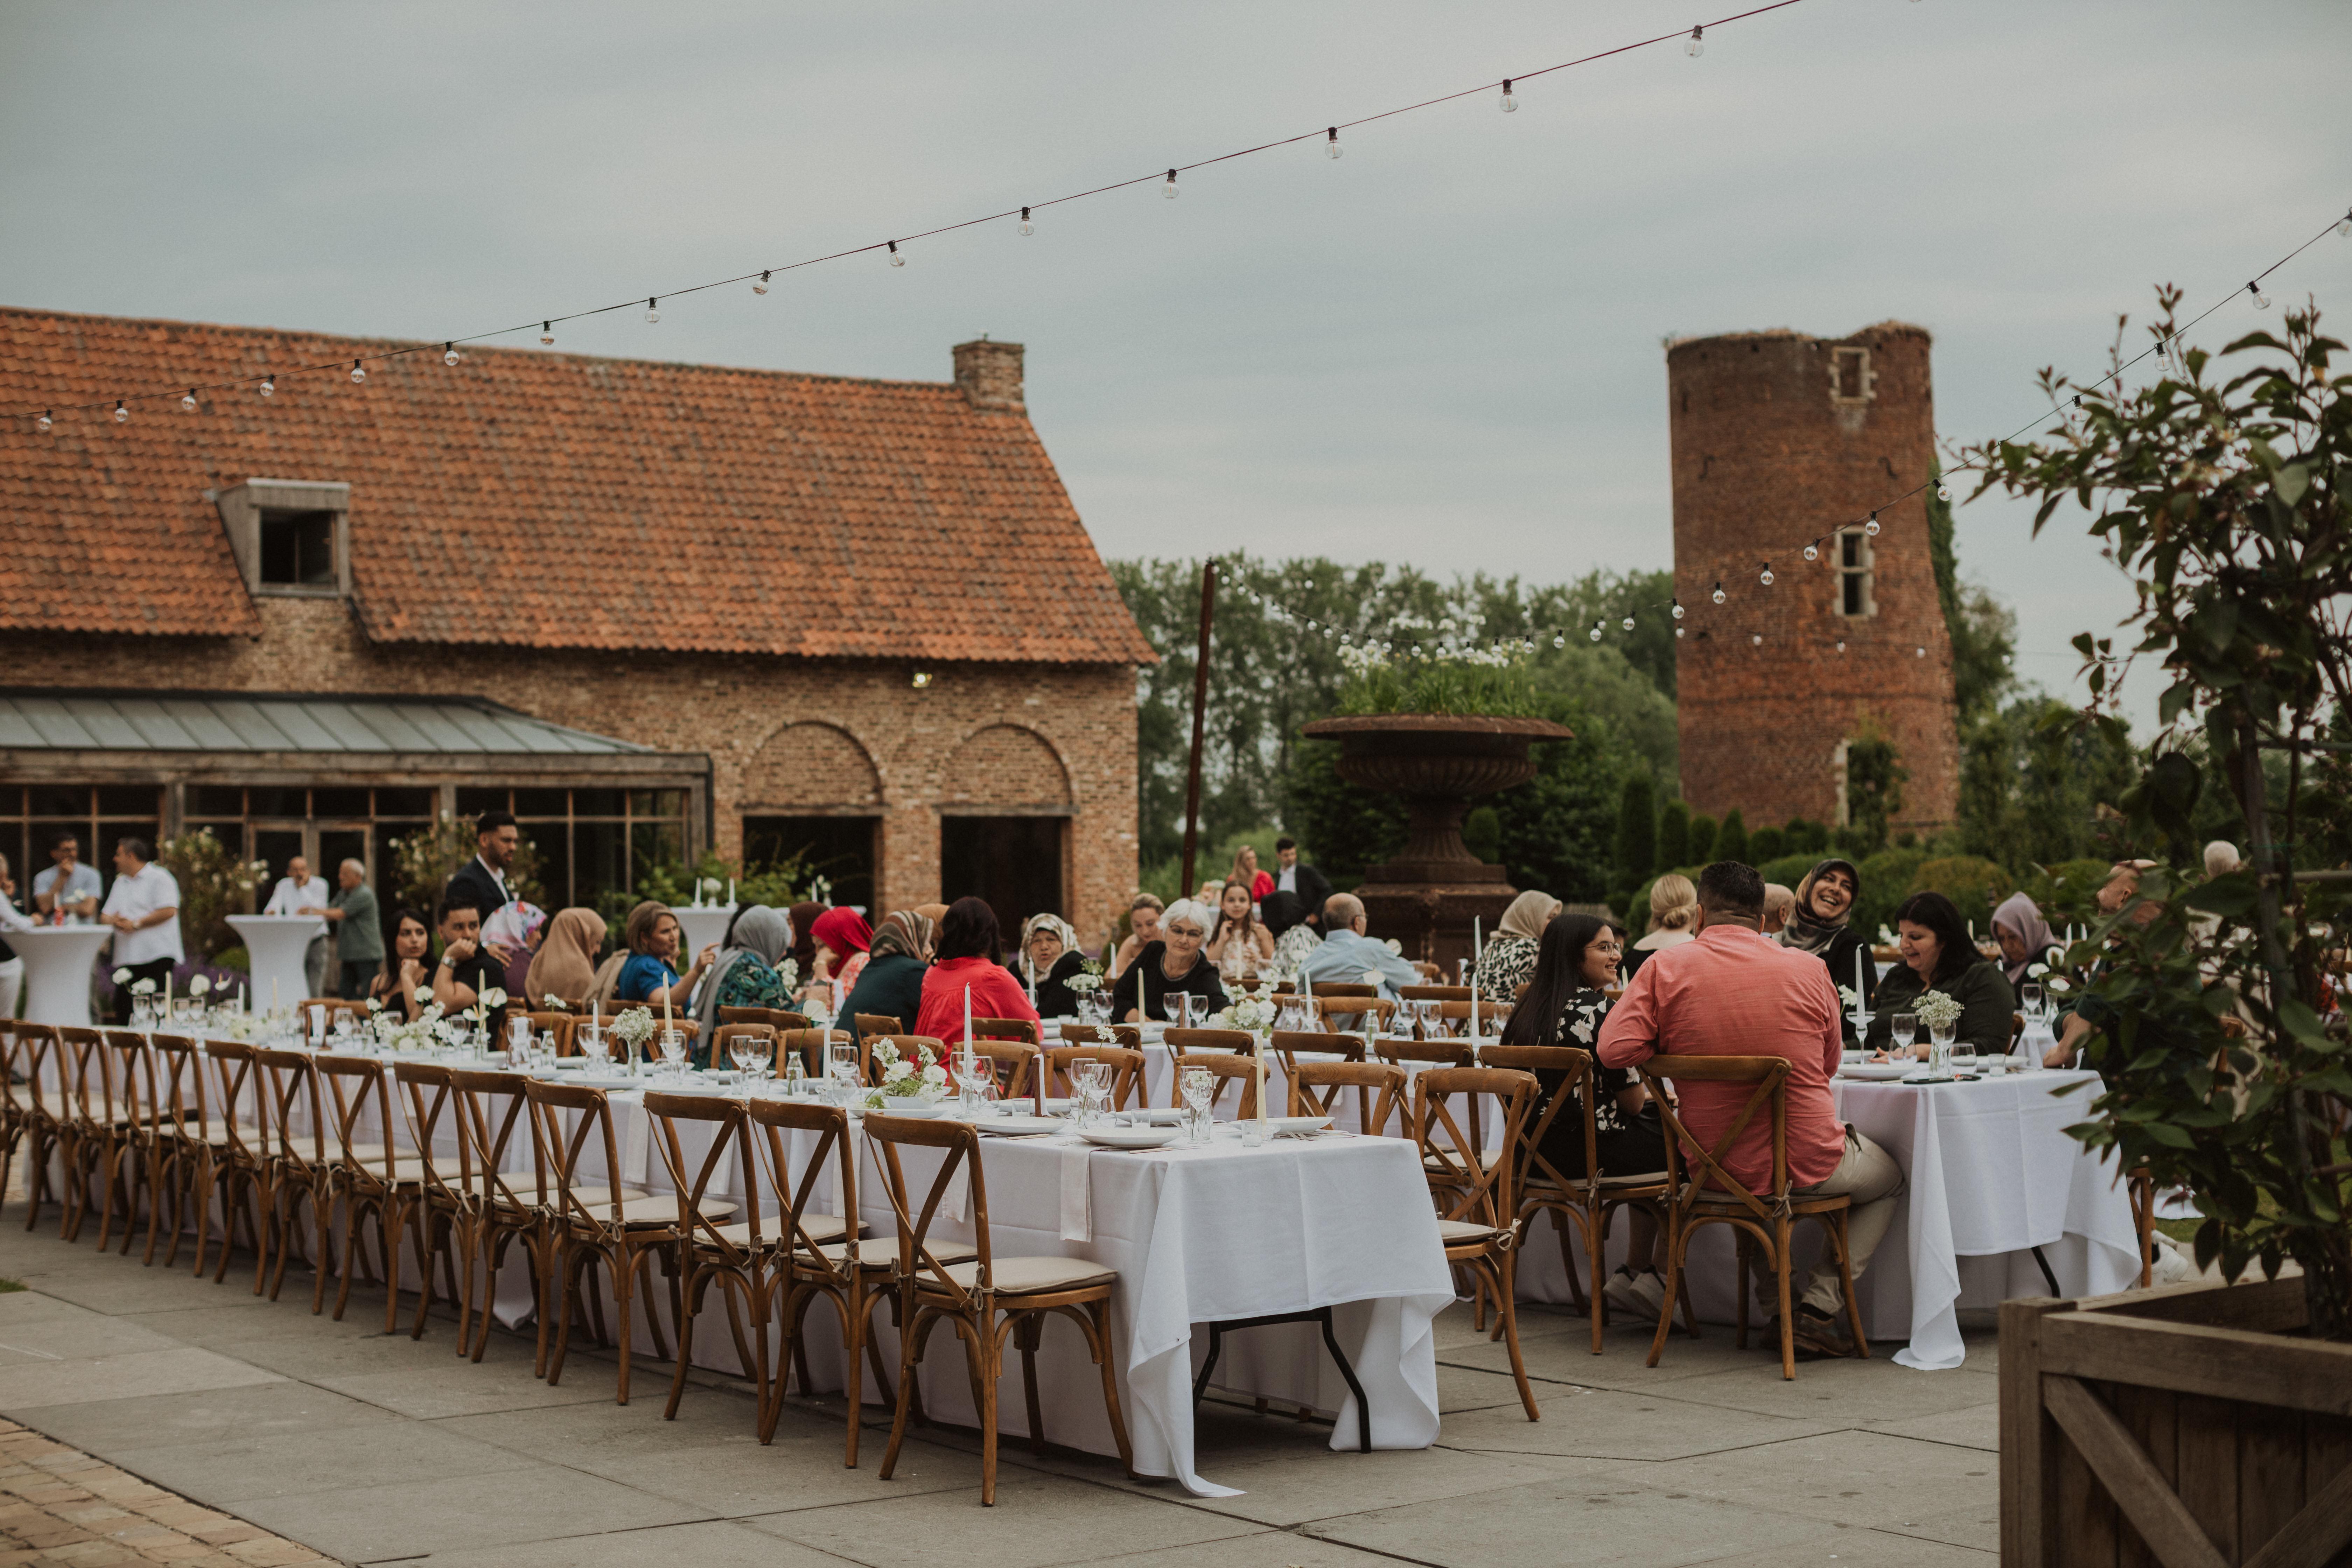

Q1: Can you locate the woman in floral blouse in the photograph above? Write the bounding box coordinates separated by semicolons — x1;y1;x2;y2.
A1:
1499;910;1675;1323
1474;889;1558;1004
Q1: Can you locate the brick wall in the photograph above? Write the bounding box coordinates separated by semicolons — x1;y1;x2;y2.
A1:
0;598;1142;947
1667;322;1960;831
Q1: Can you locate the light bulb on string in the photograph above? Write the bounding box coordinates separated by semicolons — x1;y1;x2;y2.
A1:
1937;478;1953;501
1864;512;1881;537
1325;127;1343;159
1621;615;1635;631
754;271;771;295
1163;169;1178;199
1686;24;1704;55
888;242;905;267
1836;640;1847;654
646;298;660;322
35;410;52;433
349;361;366;385
1675;627;1685;640
1710;582;1726;605
1671;600;1685;620
1802;541;1819;562
1552;635;1566;649
1916;647;1927;658
540;322;554;346
1019;207;1034;236
1589;622;1603;643
2339;209;2352;238
1499;78;1516;112
443;343;460;367
181;389;197;412
113;401;128;424
1750;634;1762;646
1759;563;1774;586
2248;281;2270;309
259;375;274;398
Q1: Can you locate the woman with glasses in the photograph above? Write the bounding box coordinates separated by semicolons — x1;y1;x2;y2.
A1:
1108;898;1229;1024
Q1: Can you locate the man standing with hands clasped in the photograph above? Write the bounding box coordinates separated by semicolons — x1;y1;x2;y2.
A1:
264;853;334;998
101;837;182;1024
1598;860;1903;1360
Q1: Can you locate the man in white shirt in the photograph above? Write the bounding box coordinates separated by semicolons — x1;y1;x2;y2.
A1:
1299;892;1421;999
33;832;102;919
0;851;38;1021
102;837;182;1024
264;854;334;997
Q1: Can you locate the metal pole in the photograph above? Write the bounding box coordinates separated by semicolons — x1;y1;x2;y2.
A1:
1178;560;1218;900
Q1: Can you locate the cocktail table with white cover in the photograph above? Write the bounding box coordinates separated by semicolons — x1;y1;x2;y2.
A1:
669;905;734;960
226;915;328;1011
9;924;115;1026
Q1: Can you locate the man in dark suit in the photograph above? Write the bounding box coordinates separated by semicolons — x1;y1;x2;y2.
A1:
444;810;518;963
1274;836;1334;931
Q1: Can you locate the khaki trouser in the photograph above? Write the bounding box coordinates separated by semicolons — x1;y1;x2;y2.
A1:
1790;1127;1904;1316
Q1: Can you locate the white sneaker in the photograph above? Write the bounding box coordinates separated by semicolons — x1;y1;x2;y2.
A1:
2149;1231;2196;1286
1603;1266;1667;1319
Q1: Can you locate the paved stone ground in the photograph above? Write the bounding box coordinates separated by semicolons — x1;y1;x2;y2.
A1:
0;1419;331;1566
0;1219;2001;1567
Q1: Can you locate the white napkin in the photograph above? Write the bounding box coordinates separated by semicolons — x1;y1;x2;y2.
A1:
1059;1139;1092;1242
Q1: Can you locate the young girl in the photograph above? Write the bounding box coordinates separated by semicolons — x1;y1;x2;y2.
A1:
1203;879;1274;971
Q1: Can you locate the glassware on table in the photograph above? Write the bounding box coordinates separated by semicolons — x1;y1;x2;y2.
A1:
1071;1060;1111;1128
2019;981;2044;1021
1890;1011;1920;1060
579;1027;610;1068
1926;1022;1956;1078
1949;1039;1978;1077
827;1041;863;1107
951;1048;989;1117
1180;1065;1216;1145
656;1028;689;1076
1415;999;1444;1040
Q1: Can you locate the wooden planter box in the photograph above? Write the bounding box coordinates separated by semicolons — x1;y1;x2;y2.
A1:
2002;1276;2352;1566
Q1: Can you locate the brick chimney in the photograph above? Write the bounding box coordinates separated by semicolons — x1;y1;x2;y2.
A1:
952;337;1025;412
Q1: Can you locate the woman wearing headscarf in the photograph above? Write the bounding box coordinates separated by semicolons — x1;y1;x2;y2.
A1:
524;907;606;1007
807;906;874;1005
1016;912;1088;1016
1990;891;2056;989
692;904;794;1065
842;909;933;1040
1475;889;1559;1004
1780;858;1876;1040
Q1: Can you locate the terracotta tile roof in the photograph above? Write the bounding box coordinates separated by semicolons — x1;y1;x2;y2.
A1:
0;307;1155;665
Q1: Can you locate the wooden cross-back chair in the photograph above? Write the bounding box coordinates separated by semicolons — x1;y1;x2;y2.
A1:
1635;1054;1868;1380
850;1012;904;1045
448;1068;560;1368
970;1017;1041;1047
391;1060;468;1342
5;1025;63;1233
1314;996;1395;1035
1309;982;1378;998
52;1026;110;1242
747;1096;913;1467
1056;1023;1143;1048
709;1022;778;1074
1479;1043;1686;1356
1413;1065;1541;1419
952;1038;1039;1100
781;1027;851;1083
644;1091;772;1430
1042;1045;1145;1109
254;1046;335;1310
1373;1037;1471;1071
1288;1059;1408;1137
314;1054;434;1326
141;1033;210;1268
720;1006;812;1031
863;1113;1132;1506
1169;1052;1264;1119
93;1029;161;1255
526;1078;712;1404
520;1012;579;1055
193;1041;268;1286
1400;985;1472;1003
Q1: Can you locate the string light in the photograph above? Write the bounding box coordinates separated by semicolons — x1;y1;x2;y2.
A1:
1711;582;1726;605
1552;635;1566;649
1936;478;1953;501
348;360;366;384
1589;622;1603;642
2340;209;2352;238
753;271;771;294
1499;78;1516;112
2248;281;2270;309
1759;562;1774;586
1750;633;1762;646
1686;24;1704;55
1802;541;1819;562
260;375;274;398
180;389;196;411
1675;627;1685;639
1163;169;1178;199
1325;127;1343;159
1864;512;1881;537
35;410;51;433
443;343;460;366
1836;639;1847;653
1019;207;1034;236
113;400;127;423
1671;600;1685;620
1621;614;1635;631
540;322;554;345
1916;646;1927;658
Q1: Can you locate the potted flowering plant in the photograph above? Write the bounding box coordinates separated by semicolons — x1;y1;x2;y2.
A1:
869;1037;947;1109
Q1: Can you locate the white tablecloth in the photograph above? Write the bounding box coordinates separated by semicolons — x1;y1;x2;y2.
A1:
226;916;328;1011
9;926;114;1026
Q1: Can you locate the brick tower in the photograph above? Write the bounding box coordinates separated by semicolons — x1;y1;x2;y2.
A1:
1666;322;1958;834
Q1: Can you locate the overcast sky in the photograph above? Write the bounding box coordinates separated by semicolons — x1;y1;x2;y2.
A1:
7;0;2348;732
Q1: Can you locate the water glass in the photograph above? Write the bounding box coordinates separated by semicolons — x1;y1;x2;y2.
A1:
1950;1039;1978;1077
2019;982;2044;1022
657;1028;689;1076
1890;1011;1920;1058
579;1027;610;1067
827;1042;863;1106
951;1049;988;1116
1180;1066;1216;1146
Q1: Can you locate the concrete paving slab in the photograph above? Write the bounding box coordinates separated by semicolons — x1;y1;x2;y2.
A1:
377;1517;853;1568
102;1419;543;1505
1585;1430;2000;1530
2;1379;398;1452
742;1474;1264;1568
1088;1529;1404;1565
304;1360;622;1420
227;1460;715;1562
1639;1358;2000;1424
1864;1400;2000;1452
1302;1472;1834;1567
1437;1386;1844;1462
0;1312;185;1366
1876;1497;2002;1554
1730;1525;1996;1563
0;1346;281;1410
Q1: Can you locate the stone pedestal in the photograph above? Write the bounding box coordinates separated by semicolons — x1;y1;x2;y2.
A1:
1298;713;1573;976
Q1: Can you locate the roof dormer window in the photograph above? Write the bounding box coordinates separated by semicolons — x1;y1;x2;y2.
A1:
212;479;351;598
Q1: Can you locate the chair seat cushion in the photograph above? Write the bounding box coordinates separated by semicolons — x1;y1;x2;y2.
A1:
1436;1218;1502;1246
939;1255;1117;1295
559;1194;726;1227
1598;1170;1671;1187
706;1214;863;1249
819;1237;976;1270
1424;1148;1504;1172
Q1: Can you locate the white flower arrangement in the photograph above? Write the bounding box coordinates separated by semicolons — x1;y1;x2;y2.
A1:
1837;984;1861;1009
1913;990;1965;1032
1361;968;1385;987
1214;994;1277;1032
2047;976;2073;993
542;993;569;1011
777;957;799;992
413;985;436;1005
868;1038;946;1103
1064;958;1106;996
2027;962;2049;978
187;974;211;997
366;996;385;1013
130;979;157;996
1877;925;1899;946
608;1007;656;1048
698;876;724;901
111;967;131;985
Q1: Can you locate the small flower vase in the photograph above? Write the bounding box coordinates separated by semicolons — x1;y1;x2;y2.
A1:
1927;1023;1956;1078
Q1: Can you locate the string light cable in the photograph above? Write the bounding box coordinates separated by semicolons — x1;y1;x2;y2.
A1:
10;1;1821;425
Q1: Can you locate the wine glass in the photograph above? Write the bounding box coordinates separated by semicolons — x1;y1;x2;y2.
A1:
727;1032;758;1079
1180;1065;1216;1145
827;1041;863;1107
1890;1011;1920;1060
657;1028;689;1076
952;1048;989;1117
2019;982;2044;1023
579;1027;610;1069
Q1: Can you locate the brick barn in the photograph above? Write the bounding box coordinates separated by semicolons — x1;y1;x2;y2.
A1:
0;307;1154;943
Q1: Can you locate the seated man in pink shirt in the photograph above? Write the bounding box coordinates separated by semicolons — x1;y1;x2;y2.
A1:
1597;860;1903;1358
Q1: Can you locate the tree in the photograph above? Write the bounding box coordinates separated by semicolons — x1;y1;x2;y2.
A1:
1687;814;1718;864
1714;809;1749;866
1614;775;1657;894
1967;293;2352;1336
1842;721;1907;855
1657;799;1691;870
1956;695;2140;867
157;828;268;962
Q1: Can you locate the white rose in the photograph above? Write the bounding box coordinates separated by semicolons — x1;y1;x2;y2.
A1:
188;974;211;996
922;1064;948;1085
544;993;565;1009
112;967;132;985
2048;977;2072;993
414;985;436;1004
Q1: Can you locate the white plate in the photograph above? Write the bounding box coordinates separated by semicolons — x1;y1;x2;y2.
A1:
974;1114;1065;1136
1080;1125;1182;1150
1837;1063;1915;1082
994;1098;1074;1117
1265;1115;1334;1138
1114;1108;1186;1127
873;1101;948;1119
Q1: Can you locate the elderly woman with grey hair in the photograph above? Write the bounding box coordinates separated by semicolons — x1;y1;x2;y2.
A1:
1109;897;1228;1024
